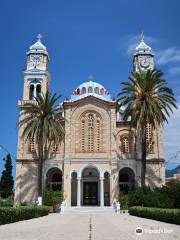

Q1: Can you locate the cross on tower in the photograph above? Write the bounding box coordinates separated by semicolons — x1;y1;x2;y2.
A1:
140;31;144;42
37;33;42;41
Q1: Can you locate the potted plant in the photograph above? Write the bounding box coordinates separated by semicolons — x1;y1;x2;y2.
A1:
43;190;64;213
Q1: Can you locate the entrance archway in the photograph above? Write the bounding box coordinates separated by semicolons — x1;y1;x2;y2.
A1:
104;172;110;206
71;171;77;206
119;167;135;194
46;168;62;191
81;167;100;206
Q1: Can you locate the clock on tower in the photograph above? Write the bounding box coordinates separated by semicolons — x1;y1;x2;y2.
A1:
26;34;49;71
22;34;50;100
133;32;154;72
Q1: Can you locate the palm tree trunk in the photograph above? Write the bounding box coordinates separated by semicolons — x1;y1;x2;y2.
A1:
141;126;147;186
37;129;44;205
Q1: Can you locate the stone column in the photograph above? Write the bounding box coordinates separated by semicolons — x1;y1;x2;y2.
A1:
77;177;81;207
100;177;104;207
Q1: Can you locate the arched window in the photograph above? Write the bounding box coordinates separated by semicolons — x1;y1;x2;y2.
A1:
94;87;99;94
100;88;104;95
146;123;153;153
29;84;34;100
36;84;41;95
121;135;130;153
46;168;62;191
82;87;86;94
88;86;92;93
119;168;135;194
97;119;100;152
29;79;41;100
80;112;102;153
77;88;80;95
88;114;94;152
82;119;85;152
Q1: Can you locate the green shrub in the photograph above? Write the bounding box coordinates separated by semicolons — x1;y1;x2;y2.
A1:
0;206;48;225
43;190;64;206
129;206;180;225
128;183;180;209
128;186;151;207
118;193;129;209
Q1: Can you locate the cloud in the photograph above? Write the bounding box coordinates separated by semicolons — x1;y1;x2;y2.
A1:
167;66;180;77
164;101;180;169
157;47;180;65
127;42;138;55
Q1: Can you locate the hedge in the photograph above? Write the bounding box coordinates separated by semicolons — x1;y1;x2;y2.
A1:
129;206;180;225
128;183;180;209
0;206;48;225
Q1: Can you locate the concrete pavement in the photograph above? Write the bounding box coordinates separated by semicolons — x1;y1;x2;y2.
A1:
0;212;179;240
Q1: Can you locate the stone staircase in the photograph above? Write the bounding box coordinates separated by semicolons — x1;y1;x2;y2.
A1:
62;206;115;214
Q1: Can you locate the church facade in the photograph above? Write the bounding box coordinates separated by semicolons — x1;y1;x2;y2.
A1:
15;35;165;207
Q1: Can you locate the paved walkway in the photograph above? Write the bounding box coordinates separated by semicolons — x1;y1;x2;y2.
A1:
0;213;179;240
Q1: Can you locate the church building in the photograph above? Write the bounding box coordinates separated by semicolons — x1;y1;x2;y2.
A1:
15;35;165;207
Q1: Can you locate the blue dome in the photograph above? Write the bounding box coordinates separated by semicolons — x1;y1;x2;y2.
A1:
70;78;111;102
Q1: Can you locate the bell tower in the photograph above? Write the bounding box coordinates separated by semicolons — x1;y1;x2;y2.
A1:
22;34;50;100
133;32;154;72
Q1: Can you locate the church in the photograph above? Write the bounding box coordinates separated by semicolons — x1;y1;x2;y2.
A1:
15;35;165;207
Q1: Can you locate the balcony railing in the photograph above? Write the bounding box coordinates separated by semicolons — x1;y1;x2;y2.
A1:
18;100;37;106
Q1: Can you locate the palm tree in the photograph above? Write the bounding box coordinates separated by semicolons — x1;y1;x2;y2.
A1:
117;68;177;186
18;91;65;204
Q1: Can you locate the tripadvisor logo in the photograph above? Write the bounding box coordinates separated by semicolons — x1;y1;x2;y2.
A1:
135;227;143;235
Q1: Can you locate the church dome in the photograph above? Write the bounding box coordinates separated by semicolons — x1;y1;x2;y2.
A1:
70;76;111;101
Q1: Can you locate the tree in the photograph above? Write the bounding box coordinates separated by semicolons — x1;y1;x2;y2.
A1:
117;68;177;186
18;91;65;204
0;154;14;198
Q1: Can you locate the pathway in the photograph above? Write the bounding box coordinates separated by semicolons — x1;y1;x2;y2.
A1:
0;212;179;240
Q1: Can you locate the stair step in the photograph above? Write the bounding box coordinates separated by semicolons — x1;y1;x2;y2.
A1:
62;206;115;214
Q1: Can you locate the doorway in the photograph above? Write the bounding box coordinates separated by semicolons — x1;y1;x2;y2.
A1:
83;182;98;205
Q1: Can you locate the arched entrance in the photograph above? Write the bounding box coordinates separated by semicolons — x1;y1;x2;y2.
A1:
104;172;110;206
81;167;100;206
46;168;62;191
71;171;77;206
119;167;135;194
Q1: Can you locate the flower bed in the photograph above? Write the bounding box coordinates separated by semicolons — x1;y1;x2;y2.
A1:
129;206;180;225
0;206;48;225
